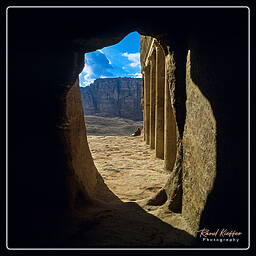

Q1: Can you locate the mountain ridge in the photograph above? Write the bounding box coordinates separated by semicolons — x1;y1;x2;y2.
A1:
80;77;143;121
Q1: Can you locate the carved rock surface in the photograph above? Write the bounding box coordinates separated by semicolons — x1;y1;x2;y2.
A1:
80;78;143;121
9;8;248;248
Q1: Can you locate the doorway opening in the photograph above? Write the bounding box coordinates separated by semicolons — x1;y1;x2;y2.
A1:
78;32;170;202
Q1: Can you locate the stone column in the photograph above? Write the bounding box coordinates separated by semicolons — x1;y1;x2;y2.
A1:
149;49;156;149
143;65;150;145
164;57;177;171
155;45;165;159
142;72;146;141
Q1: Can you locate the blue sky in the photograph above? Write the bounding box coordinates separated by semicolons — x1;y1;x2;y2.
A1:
79;31;141;86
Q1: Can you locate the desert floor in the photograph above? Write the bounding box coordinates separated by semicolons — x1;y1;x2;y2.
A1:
68;116;193;247
85;116;169;202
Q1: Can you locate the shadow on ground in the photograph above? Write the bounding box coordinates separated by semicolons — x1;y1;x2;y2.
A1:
65;201;196;248
59;176;196;248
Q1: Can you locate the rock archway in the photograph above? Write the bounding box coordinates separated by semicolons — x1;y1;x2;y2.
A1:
8;7;248;248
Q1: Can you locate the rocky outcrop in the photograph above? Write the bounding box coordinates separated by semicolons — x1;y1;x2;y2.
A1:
80;78;143;121
9;8;248;248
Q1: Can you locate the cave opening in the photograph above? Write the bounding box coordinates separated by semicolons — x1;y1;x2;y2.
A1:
8;7;249;249
77;31;173;203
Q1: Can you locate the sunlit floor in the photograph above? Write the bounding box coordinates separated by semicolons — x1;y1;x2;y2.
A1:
87;135;169;202
68;122;194;247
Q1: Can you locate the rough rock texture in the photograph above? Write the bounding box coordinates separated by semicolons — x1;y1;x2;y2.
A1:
8;8;248;248
80;78;143;121
180;50;217;233
140;24;248;244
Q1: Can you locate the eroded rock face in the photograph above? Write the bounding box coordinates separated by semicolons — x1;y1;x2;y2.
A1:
8;8;248;248
80;78;143;121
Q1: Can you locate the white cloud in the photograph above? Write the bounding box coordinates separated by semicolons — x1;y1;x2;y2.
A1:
122;52;140;68
80;77;96;87
79;59;96;86
134;72;142;78
129;72;142;78
81;60;93;75
97;49;111;64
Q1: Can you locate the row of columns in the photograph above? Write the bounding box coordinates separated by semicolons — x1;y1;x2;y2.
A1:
143;42;176;171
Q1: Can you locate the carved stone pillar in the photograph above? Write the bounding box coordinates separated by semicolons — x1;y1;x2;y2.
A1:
164;58;176;171
149;49;156;149
155;45;165;159
143;65;150;145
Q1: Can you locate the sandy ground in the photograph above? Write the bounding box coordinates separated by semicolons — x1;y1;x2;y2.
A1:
67;116;194;247
85;115;143;136
87;135;169;202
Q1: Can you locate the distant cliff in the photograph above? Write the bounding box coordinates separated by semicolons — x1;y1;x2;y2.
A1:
80;77;143;121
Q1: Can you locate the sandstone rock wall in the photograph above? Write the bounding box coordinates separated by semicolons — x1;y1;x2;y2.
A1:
182;50;216;233
80;78;143;121
8;7;248;248
65;79;99;201
140;20;248;240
